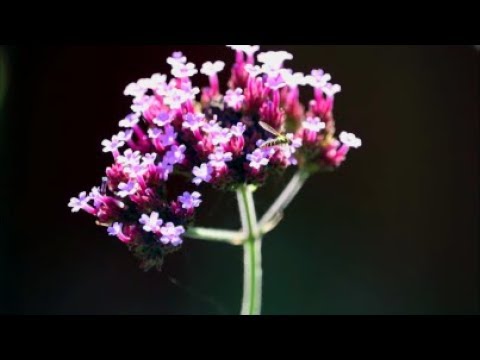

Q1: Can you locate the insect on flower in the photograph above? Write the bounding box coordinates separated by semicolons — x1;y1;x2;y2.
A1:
258;121;292;149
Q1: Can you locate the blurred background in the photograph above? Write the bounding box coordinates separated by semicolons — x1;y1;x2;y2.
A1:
0;45;478;315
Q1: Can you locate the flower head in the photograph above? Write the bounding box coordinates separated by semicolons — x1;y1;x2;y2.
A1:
108;222;123;236
158;125;178;147
139;212;163;233
243;65;262;78
159;223;185;246
116;130;133;142
192;163;213;185
167;52;187;66
183;113;206;132
339;132;362;149
303;117;326;133
117;180;139;198
208;148;233;169
153;111;172;127
70;45;360;271
200;61;225;76
124;82;146;97
283;71;307;87
224;88;245;110
247;149;271;170
171;62;198;79
68;192;91;213
227;45;260;57
102;136;124;153
119;113;140;128
322;83;342;98
164;145;186;166
142;153;157;166
230;122;246;137
257;51;293;70
178;191;202;210
265;71;287;90
117;149;142;167
306;69;332;89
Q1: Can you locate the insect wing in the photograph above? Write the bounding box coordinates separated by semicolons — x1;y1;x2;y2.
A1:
259;121;282;136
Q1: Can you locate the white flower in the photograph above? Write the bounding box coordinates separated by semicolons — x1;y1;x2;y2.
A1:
339;132;362;149
200;61;225;76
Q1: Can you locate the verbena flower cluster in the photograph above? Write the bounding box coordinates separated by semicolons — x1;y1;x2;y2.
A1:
68;45;361;271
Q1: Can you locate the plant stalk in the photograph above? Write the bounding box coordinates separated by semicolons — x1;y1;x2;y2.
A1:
184;227;244;245
259;169;311;232
237;185;262;316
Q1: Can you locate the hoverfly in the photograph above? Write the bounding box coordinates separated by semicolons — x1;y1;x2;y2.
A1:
258;121;292;149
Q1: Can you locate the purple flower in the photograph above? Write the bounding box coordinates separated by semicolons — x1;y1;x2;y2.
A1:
178;191;202;210
153;111;172;127
107;222;123;237
158;125;178;147
305;69;332;89
139;212;164;233
211;128;233;146
247;149;271;170
192;163;213;185
89;186;104;208
339;131;362;149
200;61;225;76
117;180;139;198
281;134;303;166
159;162;174;181
230;122;246;137
68;192;91;213
117;149;142;167
224;88;245;109
159;222;185;246
102;135;124;153
148;127;162;139
183;113;205;132
303;116;326;133
167;52;187;66
208;148;233;169
171;62;198;78
287;134;303;150
163;145;186;166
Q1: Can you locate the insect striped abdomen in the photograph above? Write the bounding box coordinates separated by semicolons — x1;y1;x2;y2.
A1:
260;137;291;148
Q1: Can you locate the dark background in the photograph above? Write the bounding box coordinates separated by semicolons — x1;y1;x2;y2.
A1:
0;45;478;315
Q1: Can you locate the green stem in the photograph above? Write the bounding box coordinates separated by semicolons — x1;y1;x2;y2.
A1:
237;185;262;316
184;227;245;245
259;169;311;232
